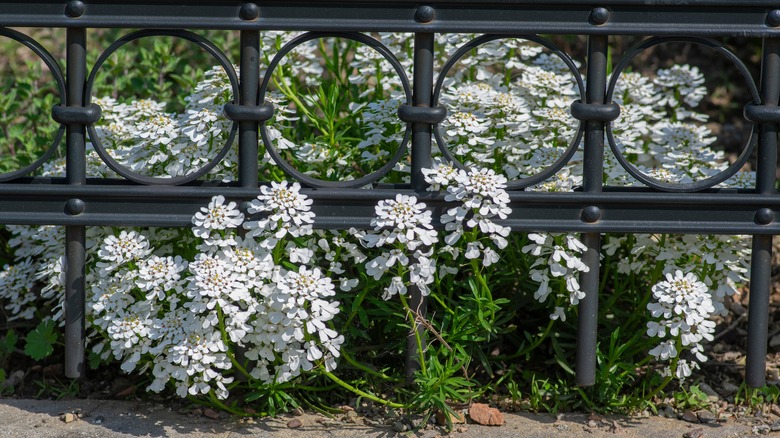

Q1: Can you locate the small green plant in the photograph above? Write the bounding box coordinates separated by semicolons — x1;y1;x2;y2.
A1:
735;384;780;413
24;319;58;361
673;385;711;411
34;377;79;400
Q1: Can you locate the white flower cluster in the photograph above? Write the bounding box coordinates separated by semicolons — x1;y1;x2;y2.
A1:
424;164;511;268
91;67;235;180
522;233;590;321
361;194;438;299
87;183;349;399
646;270;715;380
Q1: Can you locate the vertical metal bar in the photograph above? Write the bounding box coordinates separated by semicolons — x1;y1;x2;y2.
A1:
406;32;434;383
746;37;780;388
410;32;434;189
576;34;608;387
238;30;260;188
65;28;87;379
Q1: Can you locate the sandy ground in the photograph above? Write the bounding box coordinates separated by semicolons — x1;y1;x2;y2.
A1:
0;398;768;438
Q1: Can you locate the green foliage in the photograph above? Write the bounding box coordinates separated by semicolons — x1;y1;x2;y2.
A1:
0;328;17;359
734;384;780;412
673;385;711;411
24;319;58;360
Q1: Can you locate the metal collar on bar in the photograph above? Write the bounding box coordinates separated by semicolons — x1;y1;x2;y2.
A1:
397;105;447;124
223;101;275;122
51;103;102;125
570;100;620;122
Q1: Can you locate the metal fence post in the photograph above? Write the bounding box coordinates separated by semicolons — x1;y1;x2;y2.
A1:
576;33;608;387
238;29;260;188
746;37;780;388
64;27;87;379
406;30;434;383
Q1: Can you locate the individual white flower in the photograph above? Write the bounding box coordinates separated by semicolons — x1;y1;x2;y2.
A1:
97;230;151;268
192;195;244;238
367;194;438;250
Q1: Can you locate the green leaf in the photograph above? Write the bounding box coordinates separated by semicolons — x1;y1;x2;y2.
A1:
1;329;17;356
24;319;58;360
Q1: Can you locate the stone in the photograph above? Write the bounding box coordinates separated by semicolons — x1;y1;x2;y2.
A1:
468;403;504;426
753;424;771;435
683;428;704;438
696;410;717;424
287;418;303;428
203;408;220;420
345;410;359;423
114;385;136;398
392;421;407;432
697;382;719;398
61;413;76;424
681;410;699;423
0;370;24;390
94;415;105;425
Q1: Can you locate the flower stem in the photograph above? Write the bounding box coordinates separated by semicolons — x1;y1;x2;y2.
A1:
321;370;405;409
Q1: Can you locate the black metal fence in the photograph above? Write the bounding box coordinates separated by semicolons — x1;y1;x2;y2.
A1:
2;0;779;388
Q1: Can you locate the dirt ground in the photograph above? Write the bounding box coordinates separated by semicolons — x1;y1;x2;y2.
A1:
0;398;769;438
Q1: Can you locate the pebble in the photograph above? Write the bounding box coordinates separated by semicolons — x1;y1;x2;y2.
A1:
345;410;359;423
662;406;676;419
392;421;407;432
696;410;716;423
771;419;780;432
202;408;220;420
61;413;76;424
753;424;771;435
94;415;105;424
0;370;24;390
681;410;699;423
468;403;505;426
292;407;304;416
287;418;303;428
697;382;719;398
683;428;705;438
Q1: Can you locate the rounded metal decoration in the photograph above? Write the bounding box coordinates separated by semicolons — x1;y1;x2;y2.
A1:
258;32;413;188
85;29;239;185
432;34;586;190
0;28;66;182
605;36;759;193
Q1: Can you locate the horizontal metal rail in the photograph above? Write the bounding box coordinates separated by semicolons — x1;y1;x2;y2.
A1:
2;1;780;36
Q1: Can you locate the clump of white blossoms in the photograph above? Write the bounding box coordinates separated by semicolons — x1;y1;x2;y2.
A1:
423;163;512;272
521;233;590;321
87;183;350;399
646;270;716;380
361;193;438;300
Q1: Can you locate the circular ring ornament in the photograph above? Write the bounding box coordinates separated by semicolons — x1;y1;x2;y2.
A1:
605;36;760;193
258;32;413;189
85;29;239;185
0;28;66;182
432;34;586;190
